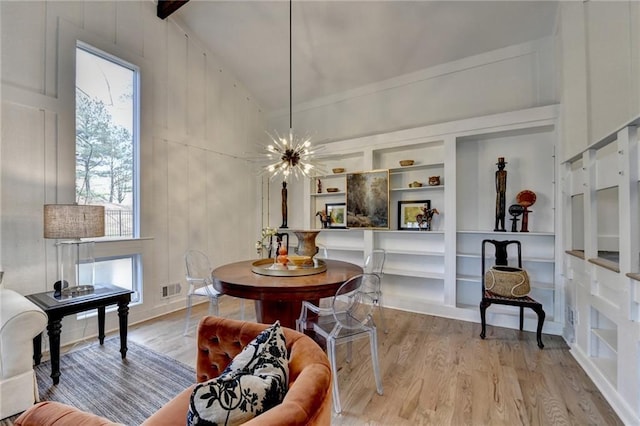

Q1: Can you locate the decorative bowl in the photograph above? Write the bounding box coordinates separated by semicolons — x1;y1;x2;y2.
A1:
332;168;345;174
326;187;339;192
409;181;423;188
399;160;415;167
288;255;312;267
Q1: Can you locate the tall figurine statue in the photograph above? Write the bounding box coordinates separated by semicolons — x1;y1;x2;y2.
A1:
281;181;288;229
494;157;507;232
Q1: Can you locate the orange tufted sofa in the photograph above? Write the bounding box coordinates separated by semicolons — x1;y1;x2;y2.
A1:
15;316;332;426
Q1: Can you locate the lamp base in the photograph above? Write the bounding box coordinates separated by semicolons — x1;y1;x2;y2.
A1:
56;240;96;290
53;280;95;298
61;285;95;297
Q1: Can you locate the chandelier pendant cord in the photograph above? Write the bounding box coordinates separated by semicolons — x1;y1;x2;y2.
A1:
259;0;325;180
289;0;293;131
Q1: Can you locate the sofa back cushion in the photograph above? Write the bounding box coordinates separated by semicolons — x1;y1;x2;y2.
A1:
187;321;288;425
195;316;332;426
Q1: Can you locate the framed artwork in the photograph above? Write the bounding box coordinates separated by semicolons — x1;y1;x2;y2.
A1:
325;203;346;228
398;200;431;230
346;170;389;229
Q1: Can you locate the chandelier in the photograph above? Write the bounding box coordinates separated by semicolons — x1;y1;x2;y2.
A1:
264;129;322;180
263;0;323;181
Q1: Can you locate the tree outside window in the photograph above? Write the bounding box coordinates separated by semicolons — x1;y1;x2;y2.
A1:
76;44;137;238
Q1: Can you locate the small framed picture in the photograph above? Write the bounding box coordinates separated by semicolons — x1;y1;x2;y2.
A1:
326;203;347;228
398;200;431;230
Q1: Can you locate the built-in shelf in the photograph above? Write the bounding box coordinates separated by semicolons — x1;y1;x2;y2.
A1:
457;252;554;263
457;230;554;236
311;192;344;197
386;249;444;257
592;328;617;353
390;185;444;192
388;163;444;174
588;257;620;273
302;105;560;343
377;230;444;235
566;250;585;259
456;274;479;283
322;246;362;252
386;269;444;279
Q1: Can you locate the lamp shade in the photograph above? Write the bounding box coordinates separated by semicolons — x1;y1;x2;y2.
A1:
44;204;105;239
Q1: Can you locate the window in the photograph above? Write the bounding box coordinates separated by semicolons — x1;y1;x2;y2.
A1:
76;42;141;301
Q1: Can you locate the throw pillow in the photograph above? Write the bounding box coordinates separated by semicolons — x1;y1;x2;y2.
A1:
187;321;289;426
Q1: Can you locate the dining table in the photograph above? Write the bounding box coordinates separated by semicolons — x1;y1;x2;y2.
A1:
212;258;363;329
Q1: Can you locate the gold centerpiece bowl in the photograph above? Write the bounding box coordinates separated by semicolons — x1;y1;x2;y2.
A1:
288;255;313;267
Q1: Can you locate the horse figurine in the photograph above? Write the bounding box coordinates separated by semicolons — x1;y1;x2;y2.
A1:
416;207;439;231
316;209;331;229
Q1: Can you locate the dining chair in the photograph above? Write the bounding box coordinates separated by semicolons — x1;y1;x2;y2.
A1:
315;244;329;263
183;250;244;335
296;273;384;414
479;239;545;348
363;249;388;333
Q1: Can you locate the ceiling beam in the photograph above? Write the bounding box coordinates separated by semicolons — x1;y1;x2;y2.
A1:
157;0;189;20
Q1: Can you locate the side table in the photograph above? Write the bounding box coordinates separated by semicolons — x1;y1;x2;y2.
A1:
26;284;133;384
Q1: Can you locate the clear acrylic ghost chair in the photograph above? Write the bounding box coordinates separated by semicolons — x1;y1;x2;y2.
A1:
297;273;384;414
363;249;388;333
183;250;244;335
314;244;329;266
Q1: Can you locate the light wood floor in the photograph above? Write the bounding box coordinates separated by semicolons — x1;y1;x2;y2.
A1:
79;297;622;425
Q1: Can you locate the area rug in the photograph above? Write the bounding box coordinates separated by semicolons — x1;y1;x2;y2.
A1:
1;338;195;426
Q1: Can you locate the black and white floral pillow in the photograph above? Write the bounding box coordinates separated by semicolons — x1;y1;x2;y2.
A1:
187;321;289;426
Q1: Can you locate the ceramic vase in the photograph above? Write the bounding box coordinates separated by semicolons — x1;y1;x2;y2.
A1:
293;230;320;258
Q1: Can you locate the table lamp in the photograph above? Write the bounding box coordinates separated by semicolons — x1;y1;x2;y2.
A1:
43;204;105;294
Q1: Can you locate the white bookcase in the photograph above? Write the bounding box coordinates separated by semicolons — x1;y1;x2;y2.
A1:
562;119;640;423
296;105;563;335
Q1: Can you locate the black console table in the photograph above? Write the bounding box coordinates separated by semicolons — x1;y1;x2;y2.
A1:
26;284;133;384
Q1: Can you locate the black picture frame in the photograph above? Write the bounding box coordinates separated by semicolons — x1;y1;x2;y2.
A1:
325;203;347;228
398;200;431;230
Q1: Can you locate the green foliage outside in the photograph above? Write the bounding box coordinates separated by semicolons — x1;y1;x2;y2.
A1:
75;90;132;206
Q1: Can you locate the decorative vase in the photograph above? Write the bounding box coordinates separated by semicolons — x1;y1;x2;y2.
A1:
293;230;320;259
276;244;288;266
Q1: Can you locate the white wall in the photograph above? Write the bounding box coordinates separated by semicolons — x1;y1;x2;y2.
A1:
268;36;557;144
0;1;266;344
560;1;640;161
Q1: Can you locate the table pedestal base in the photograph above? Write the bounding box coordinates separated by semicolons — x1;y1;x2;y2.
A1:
255;299;318;329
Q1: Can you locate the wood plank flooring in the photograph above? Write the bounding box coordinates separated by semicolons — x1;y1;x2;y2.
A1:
76;297;622;425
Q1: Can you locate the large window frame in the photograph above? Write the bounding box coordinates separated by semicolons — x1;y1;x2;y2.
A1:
75;41;142;303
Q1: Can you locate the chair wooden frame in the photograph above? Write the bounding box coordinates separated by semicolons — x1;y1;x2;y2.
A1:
479;239;545;349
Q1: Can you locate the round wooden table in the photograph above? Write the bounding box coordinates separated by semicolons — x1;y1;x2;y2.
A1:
212;259;362;329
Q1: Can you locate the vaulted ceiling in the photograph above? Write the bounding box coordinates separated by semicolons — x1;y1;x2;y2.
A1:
172;1;559;112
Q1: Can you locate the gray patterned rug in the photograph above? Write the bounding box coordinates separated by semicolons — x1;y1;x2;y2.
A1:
1;339;195;426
